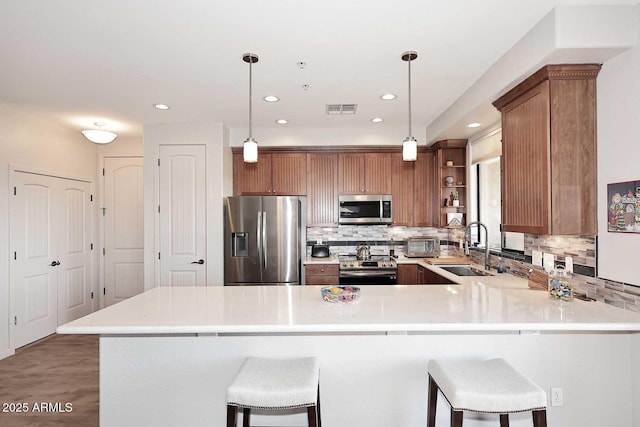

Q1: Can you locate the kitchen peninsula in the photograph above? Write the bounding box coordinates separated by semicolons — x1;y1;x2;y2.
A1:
58;266;640;427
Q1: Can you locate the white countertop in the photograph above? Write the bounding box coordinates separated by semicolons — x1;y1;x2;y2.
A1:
58;271;640;335
303;255;339;264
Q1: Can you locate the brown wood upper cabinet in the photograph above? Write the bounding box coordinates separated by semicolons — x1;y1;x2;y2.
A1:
338;153;391;195
307;153;339;226
234;152;307;196
391;153;414;226
493;64;600;235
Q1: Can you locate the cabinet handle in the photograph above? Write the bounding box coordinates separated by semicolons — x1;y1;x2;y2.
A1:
320;268;325;273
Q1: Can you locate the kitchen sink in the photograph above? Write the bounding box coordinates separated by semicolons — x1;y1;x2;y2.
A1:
439;265;494;277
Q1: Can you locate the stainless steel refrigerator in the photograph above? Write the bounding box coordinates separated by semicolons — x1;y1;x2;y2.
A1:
224;196;306;286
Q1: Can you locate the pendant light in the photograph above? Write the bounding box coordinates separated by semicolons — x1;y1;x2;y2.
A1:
242;53;259;163
401;51;418;161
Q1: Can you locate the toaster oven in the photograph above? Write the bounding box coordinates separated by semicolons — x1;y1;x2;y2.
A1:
405;237;440;258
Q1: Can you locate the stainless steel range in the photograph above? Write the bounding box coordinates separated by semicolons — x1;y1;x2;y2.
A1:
339;255;397;285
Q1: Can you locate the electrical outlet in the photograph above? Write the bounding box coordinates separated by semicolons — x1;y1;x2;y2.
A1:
316;239;322;244
532;250;543;267
565;256;574;273
551;387;563;407
543;253;555;272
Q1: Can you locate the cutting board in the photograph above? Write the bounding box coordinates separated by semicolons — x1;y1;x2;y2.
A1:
424;257;472;265
528;269;549;291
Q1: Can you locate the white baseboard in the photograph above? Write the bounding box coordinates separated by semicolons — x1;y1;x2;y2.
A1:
0;349;15;361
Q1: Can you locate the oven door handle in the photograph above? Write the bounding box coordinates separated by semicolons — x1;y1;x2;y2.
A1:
339;270;397;278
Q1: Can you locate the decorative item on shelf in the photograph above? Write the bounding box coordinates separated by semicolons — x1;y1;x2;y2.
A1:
548;265;573;301
452;191;460;207
449;192;455;206
242;53;259;163
445;176;454;186
446;157;454;166
446;212;463;227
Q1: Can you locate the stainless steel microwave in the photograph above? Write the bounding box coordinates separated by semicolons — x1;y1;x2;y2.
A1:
405;237;440;258
338;195;392;225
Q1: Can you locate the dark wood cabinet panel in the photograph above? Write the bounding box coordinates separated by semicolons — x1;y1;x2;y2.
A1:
233;152;273;195
272;153;307;195
414;151;435;227
305;264;339;286
307;153;339;226
338;153;365;194
391;153;414;226
364;153;392;194
421;267;455;284
493;64;600;235
397;264;418;285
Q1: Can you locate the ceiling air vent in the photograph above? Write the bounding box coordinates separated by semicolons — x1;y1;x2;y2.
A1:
326;104;357;115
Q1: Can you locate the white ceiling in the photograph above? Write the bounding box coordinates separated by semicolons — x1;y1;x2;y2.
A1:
1;0;636;141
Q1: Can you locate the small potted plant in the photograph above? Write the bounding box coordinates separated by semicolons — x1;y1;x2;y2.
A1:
452;191;460;207
446;157;454;166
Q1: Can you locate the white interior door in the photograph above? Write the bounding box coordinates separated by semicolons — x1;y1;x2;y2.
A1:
104;157;144;306
159;145;207;286
57;180;92;324
10;173;60;348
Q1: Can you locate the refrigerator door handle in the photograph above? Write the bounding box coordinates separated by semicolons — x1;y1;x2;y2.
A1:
262;211;267;270
257;211;263;269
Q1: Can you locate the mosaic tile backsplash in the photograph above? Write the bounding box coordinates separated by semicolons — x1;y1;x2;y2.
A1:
307;226;640;313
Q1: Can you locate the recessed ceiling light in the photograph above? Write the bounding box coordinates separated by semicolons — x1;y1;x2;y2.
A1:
371;117;384;123
154;104;170;110
467;122;481;128
263;95;279;102
380;93;396;101
276;119;288;124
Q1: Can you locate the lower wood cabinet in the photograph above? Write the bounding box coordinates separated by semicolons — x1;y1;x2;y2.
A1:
305;264;339;286
398;264;455;285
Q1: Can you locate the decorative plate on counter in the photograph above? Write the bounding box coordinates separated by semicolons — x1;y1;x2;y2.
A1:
321;286;360;303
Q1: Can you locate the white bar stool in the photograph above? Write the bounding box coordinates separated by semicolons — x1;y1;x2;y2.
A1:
226;357;321;427
427;358;547;427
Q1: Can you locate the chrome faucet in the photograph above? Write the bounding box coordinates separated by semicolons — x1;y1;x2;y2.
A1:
464;221;490;271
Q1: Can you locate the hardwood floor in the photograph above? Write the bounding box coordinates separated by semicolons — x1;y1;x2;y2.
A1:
0;334;98;427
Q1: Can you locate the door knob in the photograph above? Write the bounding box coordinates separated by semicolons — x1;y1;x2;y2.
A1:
191;259;205;265
50;260;60;267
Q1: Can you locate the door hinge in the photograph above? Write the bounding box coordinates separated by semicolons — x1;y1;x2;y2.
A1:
90;243;94;250
102;168;105;176
102;207;106;216
14;252;17;260
103;248;106;256
91;292;94;299
158;252;161;260
90;194;93;202
13;187;16;196
14;316;17;326
158;205;160;213
103;288;106;296
157;158;160;166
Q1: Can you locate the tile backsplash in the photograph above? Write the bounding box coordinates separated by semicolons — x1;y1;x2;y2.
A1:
307;226;640;313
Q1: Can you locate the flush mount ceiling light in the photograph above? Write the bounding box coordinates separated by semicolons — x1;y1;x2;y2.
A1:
81;122;117;144
242;53;259;163
276;119;288;124
154;103;170;110
263;95;279;102
380;93;396;101
371;117;384;123
467;122;481;128
401;51;418;161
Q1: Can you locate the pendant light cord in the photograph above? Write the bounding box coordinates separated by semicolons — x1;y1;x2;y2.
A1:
249;58;253;139
408;56;412;137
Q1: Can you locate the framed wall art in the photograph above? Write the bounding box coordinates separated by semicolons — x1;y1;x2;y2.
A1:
607;180;640;233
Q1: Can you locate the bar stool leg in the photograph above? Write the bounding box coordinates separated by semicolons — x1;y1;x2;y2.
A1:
317;384;322;427
450;408;463;427
307;406;318;427
532;410;547;427
499;413;509;427
242;408;250;427
226;405;237;427
427;374;438;427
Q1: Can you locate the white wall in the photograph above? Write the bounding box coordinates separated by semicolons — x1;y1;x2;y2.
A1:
143;123;227;289
0;104;98;358
597;3;640;287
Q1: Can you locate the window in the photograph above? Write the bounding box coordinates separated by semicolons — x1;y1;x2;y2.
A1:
469;128;524;253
